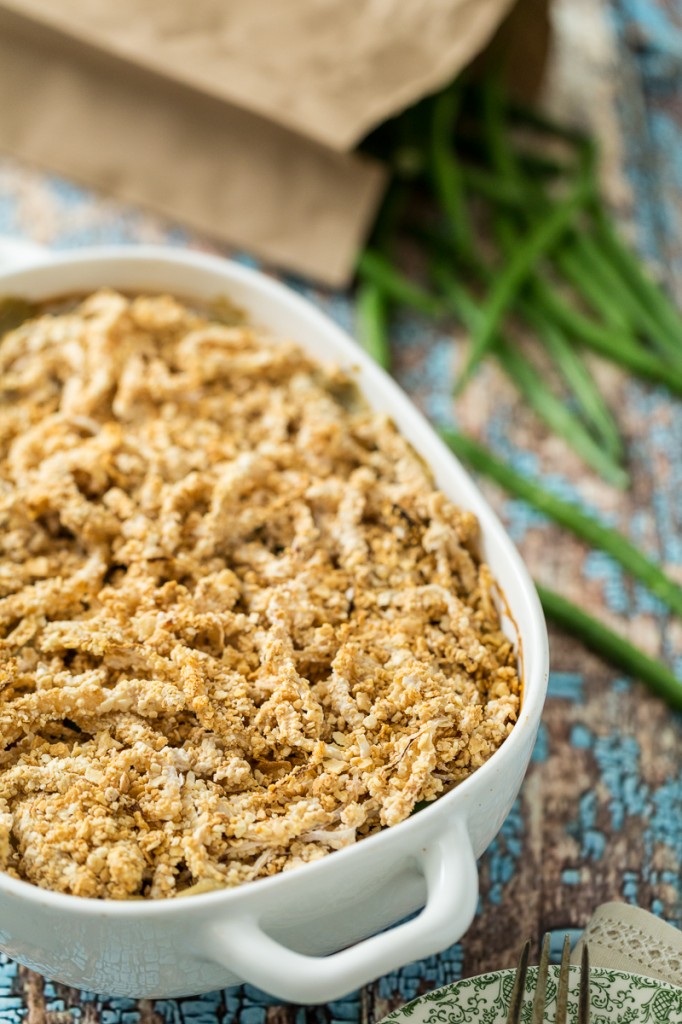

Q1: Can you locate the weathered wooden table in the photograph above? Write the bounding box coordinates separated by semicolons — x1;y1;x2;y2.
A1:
1;0;681;1021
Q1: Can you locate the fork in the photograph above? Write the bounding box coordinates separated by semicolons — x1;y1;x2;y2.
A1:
506;934;590;1023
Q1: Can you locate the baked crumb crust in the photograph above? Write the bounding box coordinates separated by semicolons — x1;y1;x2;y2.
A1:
0;291;520;899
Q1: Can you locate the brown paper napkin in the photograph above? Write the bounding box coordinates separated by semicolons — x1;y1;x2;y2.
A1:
0;0;543;285
0;0;517;152
0;8;385;288
571;902;682;989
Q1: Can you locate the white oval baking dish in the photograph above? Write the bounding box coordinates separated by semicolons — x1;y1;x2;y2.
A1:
0;242;549;1004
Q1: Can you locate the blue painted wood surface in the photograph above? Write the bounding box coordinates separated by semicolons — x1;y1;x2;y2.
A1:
1;1;682;1020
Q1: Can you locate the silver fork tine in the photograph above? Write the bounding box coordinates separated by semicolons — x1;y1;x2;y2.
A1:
578;943;590;1024
555;935;571;1024
506;939;530;1024
531;934;551;1024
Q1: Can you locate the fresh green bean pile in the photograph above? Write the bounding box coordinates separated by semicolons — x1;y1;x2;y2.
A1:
356;79;682;711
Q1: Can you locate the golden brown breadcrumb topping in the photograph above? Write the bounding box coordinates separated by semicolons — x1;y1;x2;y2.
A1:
0;290;520;899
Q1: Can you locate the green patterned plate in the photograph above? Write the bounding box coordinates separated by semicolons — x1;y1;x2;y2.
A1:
381;966;682;1023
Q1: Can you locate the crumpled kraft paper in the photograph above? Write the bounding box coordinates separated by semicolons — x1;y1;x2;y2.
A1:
0;8;386;286
0;0;542;286
0;0;520;151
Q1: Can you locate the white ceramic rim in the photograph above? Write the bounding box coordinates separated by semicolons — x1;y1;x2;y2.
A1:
0;241;549;921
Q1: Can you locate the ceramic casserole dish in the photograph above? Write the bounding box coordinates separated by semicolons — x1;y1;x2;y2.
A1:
0;241;549;1004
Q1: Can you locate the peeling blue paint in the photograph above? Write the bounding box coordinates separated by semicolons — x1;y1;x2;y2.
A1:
548;673;584;701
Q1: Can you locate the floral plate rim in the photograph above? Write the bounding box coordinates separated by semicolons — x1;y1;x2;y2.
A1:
380;964;682;1023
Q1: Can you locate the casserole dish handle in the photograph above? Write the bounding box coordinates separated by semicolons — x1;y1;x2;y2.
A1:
208;816;478;1004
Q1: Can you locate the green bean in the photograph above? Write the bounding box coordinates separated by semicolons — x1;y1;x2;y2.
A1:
479;91;529;242
489;100;682;360
459;83;584;182
432;261;629;488
523;160;677;355
476;101;679;363
386;99;432;181
356;250;444;318
422;218;625;461
570;232;682;365
458;166;530;209
387;146;530;208
368;180;407;253
495;341;629;489
537;584;682;712
480;106;681;363
510;150;572;180
481;77;522;187
506;288;622;463
530;315;623;460
592;199;682;350
355;282;391;370
553;242;631;331
354;182;408;371
417;220;682;396
576;232;662;336
430;86;473;253
454;128;572;179
394;150;557;207
454;157;595;396
442;431;682;615
505;98;591;148
451;124;681;366
529;276;682;394
492;217;624;459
